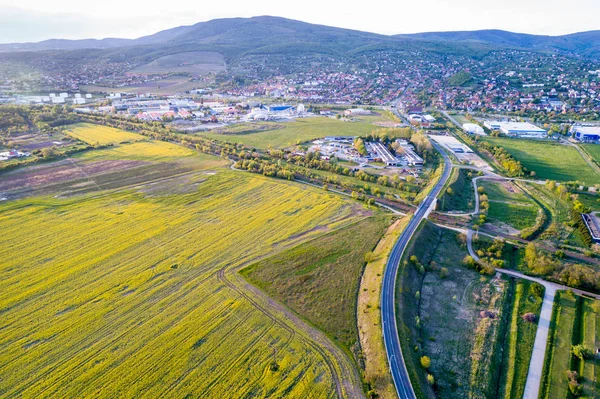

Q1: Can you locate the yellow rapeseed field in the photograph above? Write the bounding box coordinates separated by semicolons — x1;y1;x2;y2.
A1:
0;142;364;398
64;123;146;145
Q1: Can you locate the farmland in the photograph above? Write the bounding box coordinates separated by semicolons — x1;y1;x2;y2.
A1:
241;214;391;355
199;117;380;149
482;136;600;185
63;123;145;145
128;51;226;76
0;138;368;397
82;76;205;95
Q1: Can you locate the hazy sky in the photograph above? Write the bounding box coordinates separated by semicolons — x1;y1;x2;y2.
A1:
1;0;599;43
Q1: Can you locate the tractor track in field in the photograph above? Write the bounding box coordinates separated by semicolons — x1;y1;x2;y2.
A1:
217;264;365;399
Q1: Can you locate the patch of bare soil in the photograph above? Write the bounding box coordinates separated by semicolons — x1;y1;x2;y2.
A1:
483;221;520;236
499;180;523;194
0;160;147;192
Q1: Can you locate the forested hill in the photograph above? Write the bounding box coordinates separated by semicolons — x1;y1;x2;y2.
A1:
397;29;600;59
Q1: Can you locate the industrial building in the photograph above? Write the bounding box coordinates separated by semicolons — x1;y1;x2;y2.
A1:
396;140;423;166
483;121;547;138
582;213;600;243
343;108;371;116
571;125;600;143
369;142;402;166
463;123;485;135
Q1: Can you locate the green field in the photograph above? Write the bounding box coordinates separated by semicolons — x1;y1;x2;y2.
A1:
480;180;542;231
580;298;600;398
498;281;543;399
199;117;379;149
0;139;367;397
576;192;600;211
64;123;146;145
448;113;471;126
583;144;600;164
541;291;578;399
541;293;600;399
241;215;391;354
482;136;600;184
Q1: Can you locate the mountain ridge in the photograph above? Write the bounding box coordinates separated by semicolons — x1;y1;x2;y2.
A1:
1;16;600;61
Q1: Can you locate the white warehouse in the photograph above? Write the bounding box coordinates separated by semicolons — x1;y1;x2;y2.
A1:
463;123;485;135
484;121;547;138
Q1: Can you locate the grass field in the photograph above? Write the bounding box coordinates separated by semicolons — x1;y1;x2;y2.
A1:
498;280;543;399
241;215;391;355
482;136;600;185
63;123;145;145
541;293;600;399
199;117;379;149
0;140;367;397
580;298;600;398
540;291;578;399
576;192;600;211
480;180;542;232
448;113;471;126
583;144;600;164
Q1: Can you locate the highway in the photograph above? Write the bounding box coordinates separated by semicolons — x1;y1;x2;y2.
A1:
381;139;452;399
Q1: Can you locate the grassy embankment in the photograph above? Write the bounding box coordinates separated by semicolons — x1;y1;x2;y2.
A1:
395;222;511;399
438;168;476;212
358;216;411;398
523;182;588;249
482;136;600;185
0;127;368;398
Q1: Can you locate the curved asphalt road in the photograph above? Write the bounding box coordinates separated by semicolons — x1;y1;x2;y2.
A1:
381;141;452;399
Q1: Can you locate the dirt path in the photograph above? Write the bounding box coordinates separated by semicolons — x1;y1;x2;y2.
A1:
220;262;366;399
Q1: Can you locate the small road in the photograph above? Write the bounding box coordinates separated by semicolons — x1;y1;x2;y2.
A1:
466;229;600;399
381;140;452;399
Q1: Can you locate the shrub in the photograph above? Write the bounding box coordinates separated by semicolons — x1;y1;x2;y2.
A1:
420;356;431;369
427;374;435;385
571;344;593;360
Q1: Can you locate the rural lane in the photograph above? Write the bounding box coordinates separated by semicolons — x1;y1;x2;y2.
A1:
466;229;600;399
381;141;452;399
